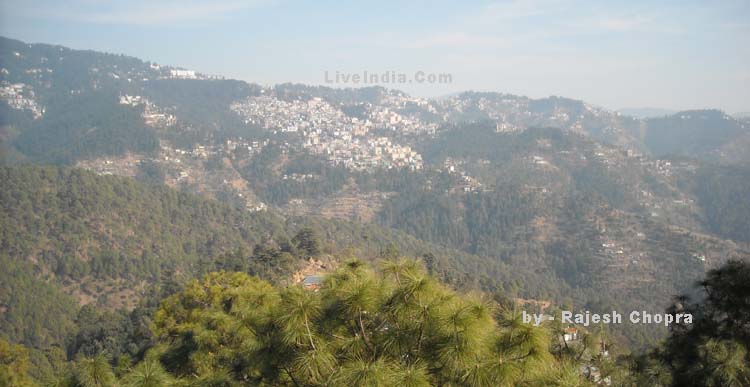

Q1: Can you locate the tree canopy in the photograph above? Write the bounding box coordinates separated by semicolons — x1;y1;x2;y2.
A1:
144;259;584;386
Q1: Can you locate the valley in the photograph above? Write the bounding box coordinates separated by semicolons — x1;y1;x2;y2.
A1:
1;36;750;355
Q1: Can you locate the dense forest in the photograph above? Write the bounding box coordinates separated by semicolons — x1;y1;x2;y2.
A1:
0;165;280;347
12;90;159;164
0;166;515;350
644;110;747;159
0;164;741;361
690;165;750;243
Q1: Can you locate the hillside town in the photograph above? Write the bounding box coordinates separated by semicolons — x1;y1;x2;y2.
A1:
231;94;425;170
119;94;177;127
0;81;43;118
77;86;707;225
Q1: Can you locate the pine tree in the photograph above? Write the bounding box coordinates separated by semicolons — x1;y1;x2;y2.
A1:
147;258;587;386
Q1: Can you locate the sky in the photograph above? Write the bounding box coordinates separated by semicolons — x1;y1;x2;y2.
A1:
1;0;749;113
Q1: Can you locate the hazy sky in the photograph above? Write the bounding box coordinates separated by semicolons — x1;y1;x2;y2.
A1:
1;0;748;112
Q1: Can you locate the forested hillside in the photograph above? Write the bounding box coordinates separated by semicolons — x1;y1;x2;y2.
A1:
643;110;750;164
0;166;278;346
2;36;750;360
0;166;512;349
689;165;750;243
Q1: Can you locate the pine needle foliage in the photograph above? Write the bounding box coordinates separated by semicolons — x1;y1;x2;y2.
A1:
146;258;585;386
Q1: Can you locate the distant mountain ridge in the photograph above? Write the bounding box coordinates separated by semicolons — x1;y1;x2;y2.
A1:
2;36;749;167
643;109;750;165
